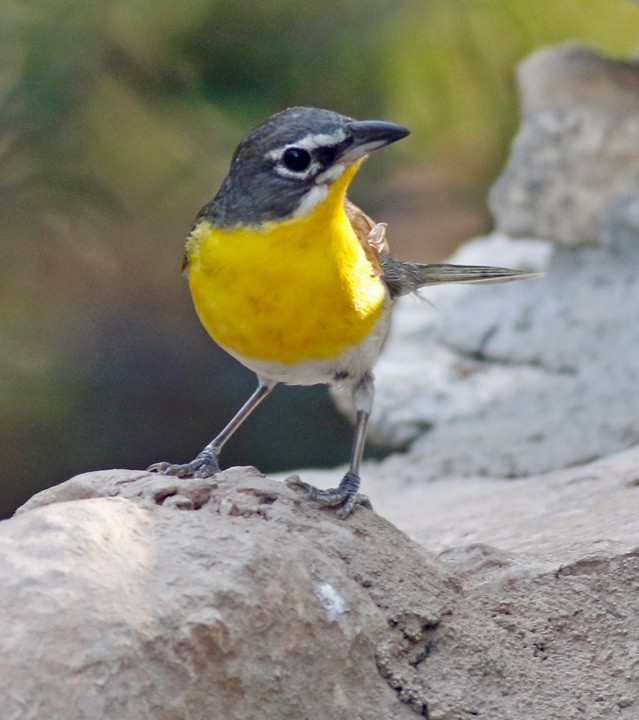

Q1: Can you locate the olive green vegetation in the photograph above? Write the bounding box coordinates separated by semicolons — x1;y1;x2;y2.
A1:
1;0;637;515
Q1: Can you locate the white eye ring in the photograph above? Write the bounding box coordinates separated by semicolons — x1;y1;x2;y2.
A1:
270;147;320;180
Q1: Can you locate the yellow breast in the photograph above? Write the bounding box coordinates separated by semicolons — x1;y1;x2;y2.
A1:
185;170;386;365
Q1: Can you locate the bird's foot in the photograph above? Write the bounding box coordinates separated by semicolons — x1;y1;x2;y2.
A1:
147;448;220;478
286;471;372;518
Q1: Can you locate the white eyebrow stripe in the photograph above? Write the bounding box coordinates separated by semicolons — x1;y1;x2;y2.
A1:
265;128;348;163
292;129;347;150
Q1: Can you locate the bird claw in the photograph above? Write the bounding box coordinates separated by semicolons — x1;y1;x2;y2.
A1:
286;472;372;517
147;451;220;479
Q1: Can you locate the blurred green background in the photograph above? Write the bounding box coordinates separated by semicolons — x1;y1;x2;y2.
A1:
1;0;637;516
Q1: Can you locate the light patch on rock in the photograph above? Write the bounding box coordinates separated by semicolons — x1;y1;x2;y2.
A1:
314;581;347;622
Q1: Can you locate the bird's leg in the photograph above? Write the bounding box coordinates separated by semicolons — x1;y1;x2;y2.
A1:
148;381;274;478
289;374;374;517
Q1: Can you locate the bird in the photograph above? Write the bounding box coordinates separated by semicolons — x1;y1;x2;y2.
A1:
148;106;539;517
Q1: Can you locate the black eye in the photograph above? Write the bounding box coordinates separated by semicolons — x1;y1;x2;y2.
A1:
282;147;311;172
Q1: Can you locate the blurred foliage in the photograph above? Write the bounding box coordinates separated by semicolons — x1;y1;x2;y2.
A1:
0;0;638;515
388;0;639;176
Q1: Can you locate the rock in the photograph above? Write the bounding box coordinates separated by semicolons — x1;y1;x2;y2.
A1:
3;462;639;719
286;445;639;718
355;445;639;562
489;43;639;246
2;468;446;720
353;219;639;479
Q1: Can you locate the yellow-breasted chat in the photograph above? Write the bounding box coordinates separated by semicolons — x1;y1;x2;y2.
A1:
148;106;537;516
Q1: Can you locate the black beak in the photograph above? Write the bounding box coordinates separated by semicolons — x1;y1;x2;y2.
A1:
339;119;410;163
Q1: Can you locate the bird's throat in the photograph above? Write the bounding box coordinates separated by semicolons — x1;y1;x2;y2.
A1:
184;163;386;364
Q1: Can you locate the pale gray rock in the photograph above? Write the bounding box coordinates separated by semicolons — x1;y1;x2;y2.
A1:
4;462;639;720
490;43;639;246
354;217;639;479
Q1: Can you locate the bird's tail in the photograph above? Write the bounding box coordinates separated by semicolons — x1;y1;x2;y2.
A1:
380;255;543;298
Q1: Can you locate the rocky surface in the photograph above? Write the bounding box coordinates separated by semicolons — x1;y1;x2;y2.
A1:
490;43;639;247
354;214;639;480
6;469;426;720
298;445;639;563
3;461;639;720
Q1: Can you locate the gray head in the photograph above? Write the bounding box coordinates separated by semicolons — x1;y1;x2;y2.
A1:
198;106;410;228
